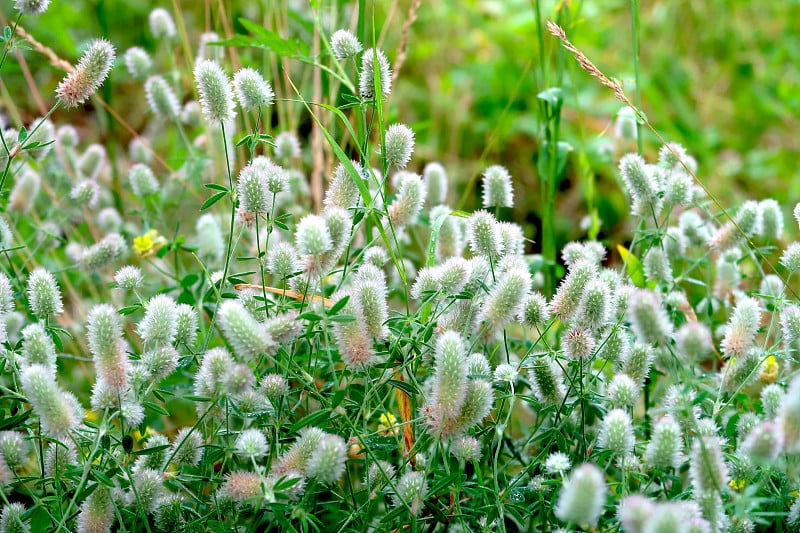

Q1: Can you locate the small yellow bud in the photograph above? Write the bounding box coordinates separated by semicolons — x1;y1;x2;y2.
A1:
759;355;779;384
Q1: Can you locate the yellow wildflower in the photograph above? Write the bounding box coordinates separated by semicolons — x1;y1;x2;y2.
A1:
133;229;167;258
759;355;779;384
378;412;399;436
729;478;746;491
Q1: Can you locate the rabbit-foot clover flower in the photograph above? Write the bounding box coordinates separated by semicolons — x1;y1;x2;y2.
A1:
392;472;427;516
20;364;80;438
381;124;415;169
554;463;606;528
645;417;683;470
424;163;448;205
235;429;269;461
217;300;275;362
233;68;274;109
27;268;63;319
388;172;426;227
359;48;392;100
56;39;115;108
145;76;180;121
149;8;176;39
124;47;152;80
481;165;514;208
597;408;635;455
138;294;178;349
194;59;236;123
305;434;347;484
331;29;362;59
87;304;128;390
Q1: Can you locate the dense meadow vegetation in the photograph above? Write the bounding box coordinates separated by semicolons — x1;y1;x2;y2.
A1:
1;0;800;531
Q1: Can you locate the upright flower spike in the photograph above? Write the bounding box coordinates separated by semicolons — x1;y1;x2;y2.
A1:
331;29;362;59
382;124;415;169
87;304;128;391
627;289;673;345
194;59;236;123
353;265;389;339
266;241;300;279
554;463;607;528
619;153;662;217
480;267;532;330
359;48;392;100
481;165;514;208
27;268;63;320
689;436;729;493
145;76;180;121
331;291;374;370
392;471;427;517
424;163;448;205
645;417;683;470
0;502;30;533
76;485;112;533
195;214;225;266
779;374;800;452
295;214;333;257
388;172;426;227
237;165;269;218
760;199;784;240
129;163;159;198
148;8;176;39
467;210;503;259
138;294;178;349
233;68;274;109
425;331;468;435
549;260;597;323
305;434;347;484
615;106;638;140
20;322;57;375
56;39;116;108
324;161;362;210
720;296;761;358
597;409;635;455
124;47;152;80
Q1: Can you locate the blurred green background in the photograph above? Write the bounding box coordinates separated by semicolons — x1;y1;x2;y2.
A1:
3;0;800;251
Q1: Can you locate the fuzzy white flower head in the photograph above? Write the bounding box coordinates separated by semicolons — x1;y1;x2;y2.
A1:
544;451;571;475
149;8;176;39
359;48;392;100
382;124;415;169
194;59;236;123
56;39;116;108
233;68;274;109
331;29;362;59
15;0;50;15
234;429;269;460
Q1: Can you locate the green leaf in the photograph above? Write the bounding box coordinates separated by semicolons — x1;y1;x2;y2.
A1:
118;305;141;316
387;379;418;397
289;410;330;433
225;19;311;58
201;191;228;211
298;312;323;322
329;314;356;323
204;183;228;192
617;244;647;288
327;294;349;315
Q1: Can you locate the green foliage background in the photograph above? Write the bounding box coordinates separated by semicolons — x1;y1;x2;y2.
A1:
4;0;800;250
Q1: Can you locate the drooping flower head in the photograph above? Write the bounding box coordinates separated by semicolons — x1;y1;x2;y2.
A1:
56;39;116;108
